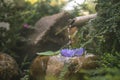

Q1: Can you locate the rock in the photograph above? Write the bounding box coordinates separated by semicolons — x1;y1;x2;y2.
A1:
18;12;72;64
30;54;99;80
30;56;49;80
27;12;72;54
2;12;72;70
0;53;20;80
46;54;99;80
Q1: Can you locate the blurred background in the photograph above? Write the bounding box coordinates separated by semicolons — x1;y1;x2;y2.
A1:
0;0;120;80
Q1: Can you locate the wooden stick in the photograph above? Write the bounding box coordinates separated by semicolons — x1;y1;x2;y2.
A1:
72;13;97;26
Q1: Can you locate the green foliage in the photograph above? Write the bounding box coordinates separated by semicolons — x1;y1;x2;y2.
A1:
100;52;120;68
20;70;30;80
76;52;120;80
70;0;96;17
0;0;65;78
74;0;120;80
83;68;120;80
0;0;64;56
25;0;65;24
59;63;69;80
81;0;96;13
36;51;60;56
76;0;120;54
91;0;120;53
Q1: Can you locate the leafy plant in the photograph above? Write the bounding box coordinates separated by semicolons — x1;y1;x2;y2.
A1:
0;1;66;79
83;68;120;80
73;0;120;80
36;51;60;56
100;52;120;68
0;0;65;57
75;0;120;54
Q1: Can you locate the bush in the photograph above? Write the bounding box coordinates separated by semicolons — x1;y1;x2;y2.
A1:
0;0;65;56
75;0;120;80
76;0;120;54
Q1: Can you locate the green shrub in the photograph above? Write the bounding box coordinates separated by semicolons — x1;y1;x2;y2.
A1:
76;0;120;54
0;0;65;56
84;67;120;80
75;0;120;80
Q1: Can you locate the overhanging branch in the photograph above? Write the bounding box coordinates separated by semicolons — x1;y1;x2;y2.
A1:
72;13;97;26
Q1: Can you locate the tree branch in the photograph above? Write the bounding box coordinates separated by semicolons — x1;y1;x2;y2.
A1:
72;13;97;26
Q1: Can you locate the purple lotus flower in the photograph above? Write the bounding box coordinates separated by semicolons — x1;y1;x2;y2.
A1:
74;48;84;56
23;24;29;28
60;48;85;57
60;49;74;57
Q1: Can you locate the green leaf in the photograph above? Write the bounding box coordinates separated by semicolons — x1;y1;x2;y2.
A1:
36;51;60;56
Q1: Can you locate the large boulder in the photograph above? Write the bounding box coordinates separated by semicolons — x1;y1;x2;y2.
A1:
0;53;20;80
30;54;99;80
4;12;72;70
20;12;72;66
26;12;71;55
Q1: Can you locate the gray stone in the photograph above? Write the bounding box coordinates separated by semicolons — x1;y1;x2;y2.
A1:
27;12;72;55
